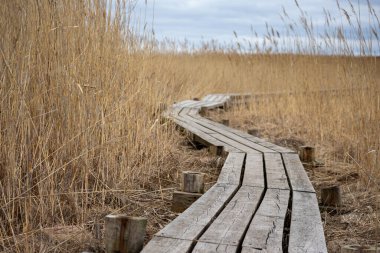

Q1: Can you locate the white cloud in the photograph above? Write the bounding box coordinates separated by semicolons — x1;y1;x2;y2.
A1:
133;0;379;54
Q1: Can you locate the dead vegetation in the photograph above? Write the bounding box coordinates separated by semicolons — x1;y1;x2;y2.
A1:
0;0;379;252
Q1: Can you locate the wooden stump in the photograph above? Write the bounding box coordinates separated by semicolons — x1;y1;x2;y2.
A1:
321;185;342;207
122;217;147;253
299;146;315;163
104;215;147;253
182;171;205;193
221;119;229;126
105;214;128;253
171;191;203;212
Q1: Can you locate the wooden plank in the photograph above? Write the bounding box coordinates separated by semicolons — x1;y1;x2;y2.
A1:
243;153;265;188
199;186;264;246
246;137;295;153
172;117;242;152
183;114;276;153
210;133;261;154
193;242;237;253
288;192;328;253
255;189;289;217
282;153;315;193
217;152;245;185
241;248;265;253
242;189;289;252
264;153;289;190
141;236;192;253
156;184;238;241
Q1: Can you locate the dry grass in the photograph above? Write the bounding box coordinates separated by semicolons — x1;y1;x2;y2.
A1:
0;0;379;252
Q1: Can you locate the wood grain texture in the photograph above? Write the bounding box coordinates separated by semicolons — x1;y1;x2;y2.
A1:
264;153;290;190
140;236;193;253
289;191;328;253
242;189;289;252
199;186;264;246
217;152;245;185
282;153;315;193
183;114;276;153
243;153;265;188
193;242;237;253
156;184;238;240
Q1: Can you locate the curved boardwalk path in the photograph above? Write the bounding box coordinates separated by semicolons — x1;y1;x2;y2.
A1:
142;94;327;253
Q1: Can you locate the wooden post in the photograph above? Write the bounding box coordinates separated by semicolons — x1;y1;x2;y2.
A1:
222;119;229;126
182;171;204;193
104;215;147;253
104;214;128;253
122;217;147;253
321;185;342;207
299;146;315;163
209;145;224;156
193;97;200;101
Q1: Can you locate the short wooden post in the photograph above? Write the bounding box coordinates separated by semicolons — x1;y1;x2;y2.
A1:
182;171;205;193
299;146;315;163
209;145;224;156
193;97;200;101
321;185;342;207
104;215;147;253
122;217;147;253
105;214;128;253
247;129;259;136
172;171;205;212
222;119;229;126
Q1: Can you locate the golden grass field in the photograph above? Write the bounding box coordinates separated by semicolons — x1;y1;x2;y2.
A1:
0;0;379;252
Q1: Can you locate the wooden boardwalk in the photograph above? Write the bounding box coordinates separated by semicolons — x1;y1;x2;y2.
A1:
142;94;327;253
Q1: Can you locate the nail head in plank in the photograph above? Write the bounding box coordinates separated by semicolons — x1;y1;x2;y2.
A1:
264;153;290;190
217;152;246;185
243;153;265;188
282;153;315;193
156;184;238;240
140;236;193;253
193;242;237;253
199;186;264;246
288;191;328;253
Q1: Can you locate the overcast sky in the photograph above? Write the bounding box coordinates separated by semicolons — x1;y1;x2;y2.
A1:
133;0;380;54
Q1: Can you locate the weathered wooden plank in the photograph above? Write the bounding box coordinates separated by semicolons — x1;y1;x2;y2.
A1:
264;153;290;190
141;236;193;253
282;153;315;193
255;189;289;217
242;189;289;252
243;153;265;188
241;248;266;253
193;242;237;253
183;114;276;153
156;184;238;241
199;186;264;246
289;191;328;253
246;137;295;153
217;152;246;185
209;133;260;154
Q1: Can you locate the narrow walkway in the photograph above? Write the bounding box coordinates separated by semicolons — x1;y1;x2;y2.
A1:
142;94;327;253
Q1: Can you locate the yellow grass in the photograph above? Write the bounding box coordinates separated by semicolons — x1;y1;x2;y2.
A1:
0;0;379;252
